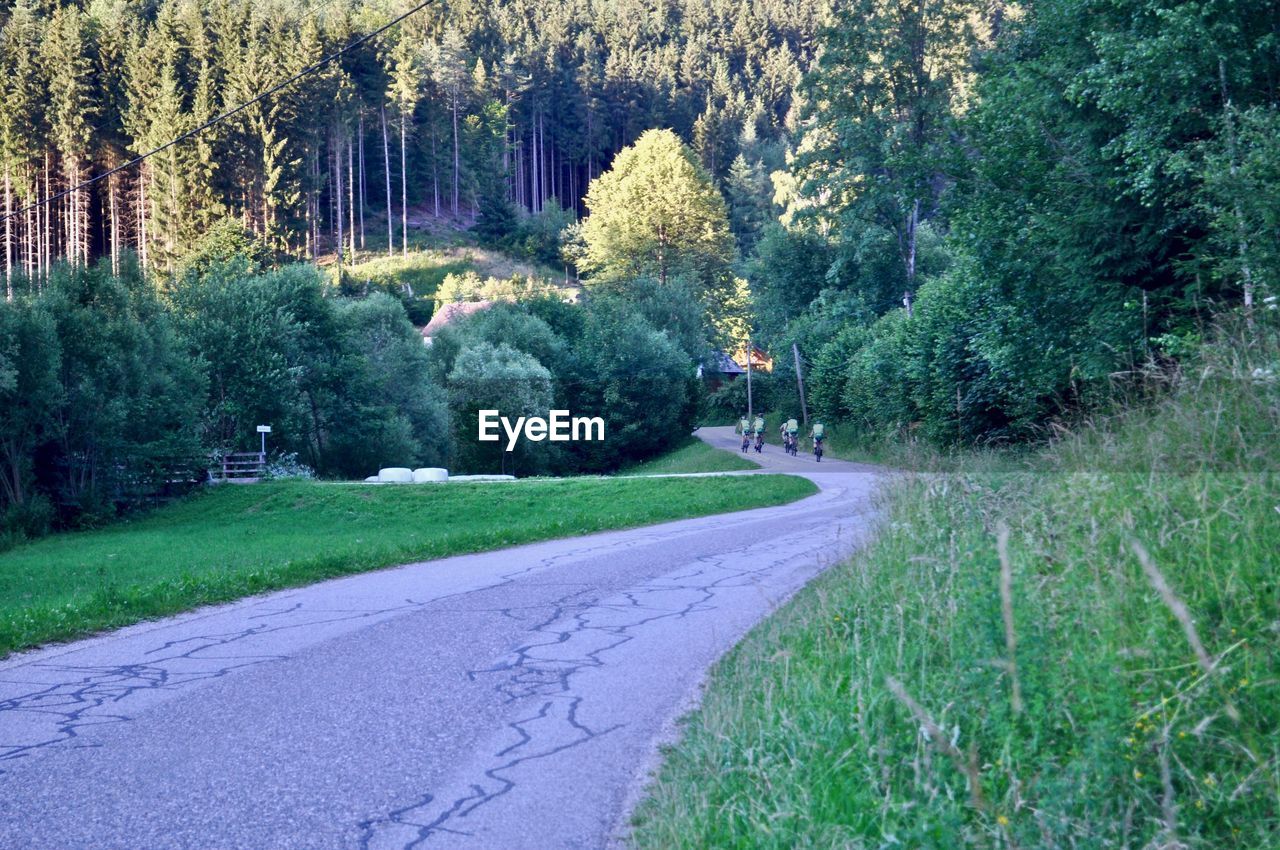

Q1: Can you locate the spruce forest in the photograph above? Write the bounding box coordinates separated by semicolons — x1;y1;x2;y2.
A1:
0;0;818;276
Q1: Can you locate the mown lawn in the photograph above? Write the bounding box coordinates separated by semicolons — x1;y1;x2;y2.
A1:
621;435;759;475
0;474;814;658
631;328;1280;848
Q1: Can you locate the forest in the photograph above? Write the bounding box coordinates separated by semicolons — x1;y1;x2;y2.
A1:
0;0;818;278
1;0;1278;538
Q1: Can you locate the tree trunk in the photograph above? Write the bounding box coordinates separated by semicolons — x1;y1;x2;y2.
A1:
400;109;408;257
347;134;356;263
1219;59;1255;311
358;113;366;250
452;100;460;217
137;164;147;269
335;134;345;282
43;152;50;280
530;121;539;213
382;105;393;257
4;166;12;299
25;164;35;278
432;125;440;218
108;165;119;276
905;198;919;304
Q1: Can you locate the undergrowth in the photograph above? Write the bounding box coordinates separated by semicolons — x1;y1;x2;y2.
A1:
631;314;1280;848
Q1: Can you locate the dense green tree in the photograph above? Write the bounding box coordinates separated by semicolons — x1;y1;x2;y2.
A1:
0;295;60;516
446;341;554;474
580;129;735;290
328;294;448;476
792;0;976;300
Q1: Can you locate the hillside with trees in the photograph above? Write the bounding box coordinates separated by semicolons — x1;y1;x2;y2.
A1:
750;0;1278;446
0;0;821;282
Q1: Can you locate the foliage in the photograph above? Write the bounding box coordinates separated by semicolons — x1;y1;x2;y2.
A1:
261;452;316;481
445;341;555;475
580;129;736;292
429;293;700;474
0;256;456;536
631;321;1280;848
0;261;205;535
761;0;1278;448
328;293;449;477
0;0;826;278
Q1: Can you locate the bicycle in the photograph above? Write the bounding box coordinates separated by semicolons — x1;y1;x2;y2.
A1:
813;438;824;462
754;432;765;453
741;432;751;453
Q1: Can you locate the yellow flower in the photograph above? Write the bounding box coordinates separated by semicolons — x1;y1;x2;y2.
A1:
1133;770;1144;780
996;815;1009;827
1204;775;1217;788
1195;800;1205;810
1238;678;1249;688
1177;731;1187;739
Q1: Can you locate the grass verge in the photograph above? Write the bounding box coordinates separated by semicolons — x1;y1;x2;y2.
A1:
630;319;1279;848
0;474;814;658
621;436;760;475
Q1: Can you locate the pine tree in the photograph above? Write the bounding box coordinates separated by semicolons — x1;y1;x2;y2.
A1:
387;29;424;254
40;5;97;266
430;27;472;218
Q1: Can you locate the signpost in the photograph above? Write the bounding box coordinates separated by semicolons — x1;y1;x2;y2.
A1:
257;425;272;456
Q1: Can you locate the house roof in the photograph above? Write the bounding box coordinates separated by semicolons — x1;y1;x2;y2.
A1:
712;351;746;374
421;300;493;339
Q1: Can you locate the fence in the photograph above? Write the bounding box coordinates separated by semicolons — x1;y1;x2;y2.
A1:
212;452;267;483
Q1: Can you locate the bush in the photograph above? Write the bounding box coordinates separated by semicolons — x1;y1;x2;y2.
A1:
447;342;556;475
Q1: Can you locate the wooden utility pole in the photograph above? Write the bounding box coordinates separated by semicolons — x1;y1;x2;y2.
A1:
745;339;754;422
792;343;809;426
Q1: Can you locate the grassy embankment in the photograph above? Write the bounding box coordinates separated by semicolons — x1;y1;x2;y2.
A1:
332;238;561;298
632;320;1279;848
0;474;814;658
621;435;760;475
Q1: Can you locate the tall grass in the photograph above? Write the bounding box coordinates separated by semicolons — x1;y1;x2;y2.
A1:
631;315;1279;848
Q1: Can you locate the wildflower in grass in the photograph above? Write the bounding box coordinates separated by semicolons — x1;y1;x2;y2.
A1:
996;815;1009;826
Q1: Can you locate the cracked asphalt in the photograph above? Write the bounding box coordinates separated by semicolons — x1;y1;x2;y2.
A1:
0;428;880;849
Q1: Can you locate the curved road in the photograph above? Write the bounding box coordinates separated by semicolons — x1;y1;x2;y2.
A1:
0;428;879;849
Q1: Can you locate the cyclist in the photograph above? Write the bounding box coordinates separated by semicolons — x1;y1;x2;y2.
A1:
753;414;766;453
738;414;752;452
782;417;800;455
810;421;826;462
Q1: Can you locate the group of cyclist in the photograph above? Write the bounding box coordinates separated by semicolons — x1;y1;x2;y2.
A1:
737;414;826;461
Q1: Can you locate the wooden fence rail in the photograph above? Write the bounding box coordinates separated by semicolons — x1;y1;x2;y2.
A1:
212;452;266;483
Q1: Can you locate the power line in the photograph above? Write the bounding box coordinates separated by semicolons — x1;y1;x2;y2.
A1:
0;0;436;225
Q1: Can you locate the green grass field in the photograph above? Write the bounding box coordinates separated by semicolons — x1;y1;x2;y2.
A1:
631;325;1279;848
0;474;814;658
620;435;760;475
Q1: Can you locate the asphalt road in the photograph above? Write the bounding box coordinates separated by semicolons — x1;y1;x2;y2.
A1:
0;428;880;850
